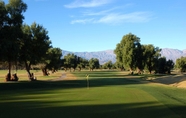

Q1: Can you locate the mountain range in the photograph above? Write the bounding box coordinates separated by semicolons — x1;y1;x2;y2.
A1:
62;48;186;64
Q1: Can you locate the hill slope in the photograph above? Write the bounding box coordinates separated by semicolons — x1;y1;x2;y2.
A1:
62;48;186;64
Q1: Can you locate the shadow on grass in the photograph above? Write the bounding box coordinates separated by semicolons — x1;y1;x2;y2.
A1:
0;77;145;91
0;101;185;118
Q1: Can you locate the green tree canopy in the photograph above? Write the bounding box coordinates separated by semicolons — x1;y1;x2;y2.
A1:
89;58;100;71
102;60;113;69
114;33;142;74
63;53;76;72
40;47;62;76
20;22;51;80
175;56;186;72
77;57;89;71
142;44;161;74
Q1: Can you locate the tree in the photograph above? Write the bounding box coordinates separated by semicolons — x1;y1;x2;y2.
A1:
89;58;100;71
102;60;113;69
175;56;186;72
0;0;27;81
77;57;89;71
156;57;167;74
166;59;174;74
63;53;76;72
114;33;142;74
114;43;124;70
142;44;161;74
40;47;62;76
0;1;7;61
20;23;51;80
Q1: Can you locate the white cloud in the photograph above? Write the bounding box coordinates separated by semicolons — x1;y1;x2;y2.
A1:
83;7;117;16
64;0;112;8
71;12;152;25
97;12;152;24
71;18;95;24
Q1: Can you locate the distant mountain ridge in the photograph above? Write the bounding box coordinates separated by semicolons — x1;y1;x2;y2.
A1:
62;50;116;64
160;48;186;62
62;48;186;64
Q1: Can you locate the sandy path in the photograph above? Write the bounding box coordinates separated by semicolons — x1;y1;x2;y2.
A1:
50;72;77;81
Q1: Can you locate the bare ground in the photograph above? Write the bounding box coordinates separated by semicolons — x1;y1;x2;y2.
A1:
50;72;77;81
151;74;186;88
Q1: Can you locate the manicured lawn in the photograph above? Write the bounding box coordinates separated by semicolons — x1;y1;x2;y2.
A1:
0;70;186;118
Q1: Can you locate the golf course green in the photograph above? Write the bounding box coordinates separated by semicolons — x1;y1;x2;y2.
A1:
0;71;186;118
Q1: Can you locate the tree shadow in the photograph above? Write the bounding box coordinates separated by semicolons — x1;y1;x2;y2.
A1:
0;76;146;91
0;100;185;118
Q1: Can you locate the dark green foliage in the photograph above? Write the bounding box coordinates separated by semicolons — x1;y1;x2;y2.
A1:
77;57;89;71
114;33;142;73
89;58;100;71
176;56;186;72
20;23;52;78
63;53;78;71
102;60;113;69
142;45;161;74
0;0;27;80
166;59;174;74
41;47;62;75
155;57;174;74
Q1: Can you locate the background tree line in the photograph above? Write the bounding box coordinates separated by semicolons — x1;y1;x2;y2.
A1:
62;53;100;72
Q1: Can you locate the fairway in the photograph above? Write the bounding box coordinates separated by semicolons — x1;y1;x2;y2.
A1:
0;71;186;118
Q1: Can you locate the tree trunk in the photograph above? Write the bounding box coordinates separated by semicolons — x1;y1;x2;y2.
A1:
129;68;133;75
24;61;32;81
42;68;48;76
6;61;12;81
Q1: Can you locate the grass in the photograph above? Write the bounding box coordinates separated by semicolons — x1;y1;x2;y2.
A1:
0;70;64;82
0;70;186;118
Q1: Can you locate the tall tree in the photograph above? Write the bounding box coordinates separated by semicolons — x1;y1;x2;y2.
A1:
0;1;7;61
115;33;142;74
0;0;27;81
20;23;51;80
114;43;125;71
142;44;161;74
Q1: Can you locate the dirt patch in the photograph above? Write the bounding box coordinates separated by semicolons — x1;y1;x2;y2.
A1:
50;72;76;81
62;72;77;80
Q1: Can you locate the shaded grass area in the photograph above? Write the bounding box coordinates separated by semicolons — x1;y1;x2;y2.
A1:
0;71;186;118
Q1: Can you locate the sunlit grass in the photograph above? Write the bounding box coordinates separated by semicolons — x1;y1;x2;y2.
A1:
0;70;64;82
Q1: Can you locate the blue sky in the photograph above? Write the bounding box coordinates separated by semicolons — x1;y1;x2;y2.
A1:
5;0;186;52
